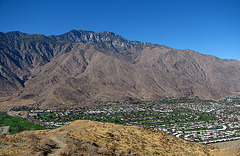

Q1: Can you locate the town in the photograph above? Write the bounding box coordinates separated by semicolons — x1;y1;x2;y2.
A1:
4;96;240;144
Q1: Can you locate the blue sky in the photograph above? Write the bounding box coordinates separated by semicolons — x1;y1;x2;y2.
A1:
0;0;240;61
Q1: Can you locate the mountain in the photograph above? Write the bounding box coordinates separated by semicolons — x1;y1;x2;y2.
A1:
0;30;240;109
0;120;226;155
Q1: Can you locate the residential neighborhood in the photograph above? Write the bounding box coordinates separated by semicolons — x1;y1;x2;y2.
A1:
4;96;240;144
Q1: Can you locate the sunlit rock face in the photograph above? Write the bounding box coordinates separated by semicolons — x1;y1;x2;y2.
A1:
0;30;240;109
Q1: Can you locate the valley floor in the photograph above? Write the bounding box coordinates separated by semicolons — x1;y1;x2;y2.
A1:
4;97;240;144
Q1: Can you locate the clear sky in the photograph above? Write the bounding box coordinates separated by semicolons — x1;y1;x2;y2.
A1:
0;0;240;61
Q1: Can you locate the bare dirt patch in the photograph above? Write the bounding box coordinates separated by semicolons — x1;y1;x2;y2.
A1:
211;140;240;156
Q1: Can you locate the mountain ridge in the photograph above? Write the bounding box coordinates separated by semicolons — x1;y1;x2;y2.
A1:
0;30;239;109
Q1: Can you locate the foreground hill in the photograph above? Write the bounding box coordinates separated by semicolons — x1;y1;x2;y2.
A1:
0;120;231;156
0;30;240;109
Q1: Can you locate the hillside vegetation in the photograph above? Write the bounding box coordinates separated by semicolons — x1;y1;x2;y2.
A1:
0;120;237;156
0;112;46;134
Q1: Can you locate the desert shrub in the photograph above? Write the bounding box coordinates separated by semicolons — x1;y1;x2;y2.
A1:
97;146;109;155
32;138;57;156
60;150;72;156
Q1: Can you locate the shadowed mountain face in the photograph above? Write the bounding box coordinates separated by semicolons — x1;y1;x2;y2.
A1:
0;30;239;109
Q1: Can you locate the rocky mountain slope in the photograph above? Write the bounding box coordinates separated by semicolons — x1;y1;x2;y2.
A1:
0;120;227;155
0;30;239;109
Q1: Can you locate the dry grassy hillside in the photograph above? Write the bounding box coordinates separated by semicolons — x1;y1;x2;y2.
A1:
0;120;236;156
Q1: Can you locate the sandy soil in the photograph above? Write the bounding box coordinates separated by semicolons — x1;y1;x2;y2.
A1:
211;140;240;156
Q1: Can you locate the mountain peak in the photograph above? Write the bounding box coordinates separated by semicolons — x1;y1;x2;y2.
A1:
5;31;29;39
47;30;151;54
0;29;240;110
50;29;128;43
